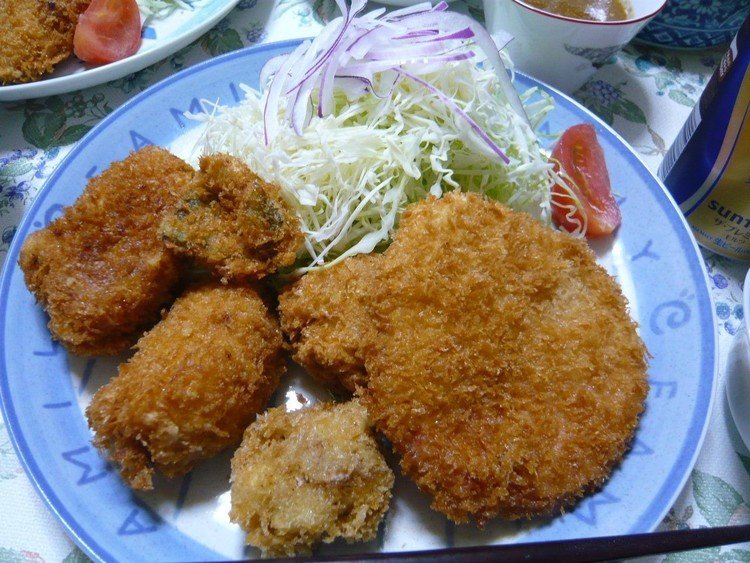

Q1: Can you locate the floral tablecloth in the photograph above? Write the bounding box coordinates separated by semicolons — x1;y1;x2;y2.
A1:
1;1;748;562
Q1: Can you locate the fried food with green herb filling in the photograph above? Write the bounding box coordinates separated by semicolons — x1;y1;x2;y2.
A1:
362;192;649;525
0;0;90;84
230;400;393;557
160;153;303;282
19;146;195;356
87;282;284;490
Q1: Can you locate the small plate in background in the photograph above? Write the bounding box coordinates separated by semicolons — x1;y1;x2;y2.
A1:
0;0;240;102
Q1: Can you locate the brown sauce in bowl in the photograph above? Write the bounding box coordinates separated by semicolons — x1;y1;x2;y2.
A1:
522;0;632;21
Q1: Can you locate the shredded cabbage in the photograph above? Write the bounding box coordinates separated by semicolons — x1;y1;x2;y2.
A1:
192;59;556;273
136;0;195;19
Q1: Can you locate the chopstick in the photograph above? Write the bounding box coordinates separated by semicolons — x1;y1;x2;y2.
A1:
265;524;750;562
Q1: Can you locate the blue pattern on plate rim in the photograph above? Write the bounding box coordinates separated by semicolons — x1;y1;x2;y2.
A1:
0;41;717;561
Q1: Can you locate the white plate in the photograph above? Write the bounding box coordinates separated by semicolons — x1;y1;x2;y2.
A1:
0;40;718;561
0;0;240;102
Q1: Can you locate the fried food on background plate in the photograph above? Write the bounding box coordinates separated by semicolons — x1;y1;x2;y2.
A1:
86;282;285;490
160;153;303;282
362;192;649;525
0;0;90;84
230;400;393;557
279;253;381;394
19;146;195;356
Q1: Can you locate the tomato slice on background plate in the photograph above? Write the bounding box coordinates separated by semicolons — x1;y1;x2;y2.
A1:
74;0;142;65
551;123;621;238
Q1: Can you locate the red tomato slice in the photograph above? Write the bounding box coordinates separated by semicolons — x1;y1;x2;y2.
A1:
550;123;621;238
73;0;142;65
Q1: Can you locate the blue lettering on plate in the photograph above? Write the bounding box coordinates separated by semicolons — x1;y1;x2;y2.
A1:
170;98;204;128
631;240;659;262
119;506;161;535
230;82;242;103
141;26;156;40
44;204;65;227
650;296;692;335
43;401;72;409
130;131;154;150
33;339;59;357
78;358;97;396
573;491;619;526
445;520;455;548
630;438;654;456
85;166;98;179
651;380;678;398
173;473;193;521
62;446;110;485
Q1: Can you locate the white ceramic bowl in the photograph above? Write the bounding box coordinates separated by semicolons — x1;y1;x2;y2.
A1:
482;0;667;92
726;268;750;449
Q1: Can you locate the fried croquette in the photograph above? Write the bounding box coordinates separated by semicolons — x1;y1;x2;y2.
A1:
362;192;649;525
19;147;195;356
279;254;381;394
230;400;393;557
160;153;303;282
0;0;90;84
86;282;284;490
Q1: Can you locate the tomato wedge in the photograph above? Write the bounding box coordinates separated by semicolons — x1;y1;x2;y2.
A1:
73;0;142;65
550;123;621;238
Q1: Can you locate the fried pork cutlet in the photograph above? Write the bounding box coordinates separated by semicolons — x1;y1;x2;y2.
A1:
160;153;303;282
362;192;649;525
19;146;195;356
0;0;90;84
230;400;394;557
87;282;284;490
279;254;380;394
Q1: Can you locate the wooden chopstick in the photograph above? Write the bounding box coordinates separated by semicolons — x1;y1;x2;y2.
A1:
261;524;750;562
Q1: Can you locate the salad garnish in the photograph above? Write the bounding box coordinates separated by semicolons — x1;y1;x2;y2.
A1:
193;1;567;272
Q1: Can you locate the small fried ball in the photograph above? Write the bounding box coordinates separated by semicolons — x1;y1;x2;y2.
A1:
230;400;394;557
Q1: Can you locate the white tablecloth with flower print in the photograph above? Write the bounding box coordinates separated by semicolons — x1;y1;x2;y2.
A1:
0;1;747;562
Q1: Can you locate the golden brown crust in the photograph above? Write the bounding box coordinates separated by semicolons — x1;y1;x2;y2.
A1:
0;0;91;84
230;400;393;557
362;192;649;525
160;153;303;282
278;254;380;394
86;282;285;490
18;146;195;356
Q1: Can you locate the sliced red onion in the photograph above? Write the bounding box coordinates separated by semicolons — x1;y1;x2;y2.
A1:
404;26;475;43
259;0;527;161
263;41;309;144
397;68;510;164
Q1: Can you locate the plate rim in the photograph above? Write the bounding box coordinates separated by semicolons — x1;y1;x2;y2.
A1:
0;0;241;102
0;38;719;561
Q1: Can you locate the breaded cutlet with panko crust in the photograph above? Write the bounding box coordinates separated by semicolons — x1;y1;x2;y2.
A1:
19;146;195;356
230;400;393;557
160;153;303;282
362;192;649;525
0;0;90;84
87;282;284;490
279;253;381;394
